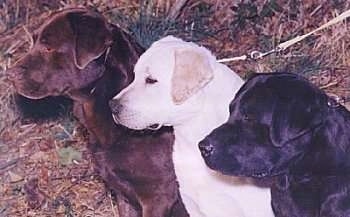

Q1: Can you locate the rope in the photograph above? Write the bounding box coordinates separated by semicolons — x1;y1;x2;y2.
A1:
217;9;350;63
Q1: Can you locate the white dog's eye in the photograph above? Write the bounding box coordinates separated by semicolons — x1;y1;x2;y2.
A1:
145;76;158;84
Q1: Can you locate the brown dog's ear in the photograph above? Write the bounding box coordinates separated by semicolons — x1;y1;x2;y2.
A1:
67;10;112;69
171;49;214;104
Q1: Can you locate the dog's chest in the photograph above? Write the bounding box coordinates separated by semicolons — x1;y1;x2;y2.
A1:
172;136;245;217
173;138;209;185
172;134;274;217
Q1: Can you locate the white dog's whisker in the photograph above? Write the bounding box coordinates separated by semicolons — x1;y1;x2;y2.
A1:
111;114;120;124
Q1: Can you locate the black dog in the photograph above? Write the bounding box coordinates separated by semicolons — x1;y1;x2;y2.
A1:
199;73;350;216
271;175;350;217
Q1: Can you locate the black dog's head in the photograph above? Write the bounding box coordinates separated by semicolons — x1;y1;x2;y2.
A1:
199;73;329;177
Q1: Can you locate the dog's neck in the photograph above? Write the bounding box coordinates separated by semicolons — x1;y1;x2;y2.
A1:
293;106;350;175
174;64;243;146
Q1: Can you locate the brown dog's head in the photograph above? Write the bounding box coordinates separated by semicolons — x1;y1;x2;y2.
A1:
8;8;113;99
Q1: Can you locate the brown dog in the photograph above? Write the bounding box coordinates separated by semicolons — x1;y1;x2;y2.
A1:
8;8;188;217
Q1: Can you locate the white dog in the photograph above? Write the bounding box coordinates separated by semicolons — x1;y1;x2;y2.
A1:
110;36;273;217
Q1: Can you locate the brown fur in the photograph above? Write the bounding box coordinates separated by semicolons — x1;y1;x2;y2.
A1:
8;8;188;217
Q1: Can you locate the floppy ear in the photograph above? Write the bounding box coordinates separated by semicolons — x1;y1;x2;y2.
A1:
171;49;214;104
275;175;290;190
270;97;322;147
67;11;112;69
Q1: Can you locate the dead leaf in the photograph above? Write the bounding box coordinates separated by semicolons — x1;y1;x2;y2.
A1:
57;147;82;166
24;178;46;209
29;151;49;162
8;171;24;183
40;166;49;185
344;102;350;111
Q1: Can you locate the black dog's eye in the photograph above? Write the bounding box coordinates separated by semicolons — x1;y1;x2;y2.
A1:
243;114;254;122
145;76;158;84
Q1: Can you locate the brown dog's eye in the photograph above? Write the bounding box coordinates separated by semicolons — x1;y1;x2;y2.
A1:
32;33;38;43
40;37;48;45
145;76;158;84
39;37;53;52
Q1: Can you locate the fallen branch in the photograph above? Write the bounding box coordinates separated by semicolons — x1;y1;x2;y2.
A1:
167;0;189;20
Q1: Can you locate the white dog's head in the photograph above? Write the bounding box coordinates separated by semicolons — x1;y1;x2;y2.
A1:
109;36;217;130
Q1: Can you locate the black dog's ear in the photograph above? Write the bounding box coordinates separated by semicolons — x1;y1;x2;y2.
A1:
67;10;113;69
275;175;290;190
270;96;323;147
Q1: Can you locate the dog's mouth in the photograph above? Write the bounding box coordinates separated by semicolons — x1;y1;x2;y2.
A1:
16;89;48;100
251;170;270;178
147;123;162;131
111;113;159;131
252;172;268;178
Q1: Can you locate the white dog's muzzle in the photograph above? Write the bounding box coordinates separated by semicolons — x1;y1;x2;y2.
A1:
110;98;164;130
147;123;162;130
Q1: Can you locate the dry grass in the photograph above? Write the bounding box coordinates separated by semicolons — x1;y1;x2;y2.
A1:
1;0;350;216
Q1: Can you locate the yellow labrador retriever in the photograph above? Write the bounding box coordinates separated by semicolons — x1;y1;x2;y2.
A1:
109;36;274;217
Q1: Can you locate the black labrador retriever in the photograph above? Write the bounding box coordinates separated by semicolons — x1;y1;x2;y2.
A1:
199;73;350;217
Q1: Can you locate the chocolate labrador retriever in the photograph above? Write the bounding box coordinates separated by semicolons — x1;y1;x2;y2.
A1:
8;8;188;217
199;73;350;216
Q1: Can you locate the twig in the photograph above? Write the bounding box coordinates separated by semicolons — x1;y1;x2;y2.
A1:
167;0;189;20
22;25;34;49
50;171;95;181
5;40;21;56
320;81;339;89
57;124;73;140
0;158;20;171
0;204;8;214
109;191;118;217
310;4;323;17
15;0;20;22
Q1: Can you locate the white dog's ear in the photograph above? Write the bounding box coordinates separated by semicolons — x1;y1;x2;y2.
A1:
171;49;214;104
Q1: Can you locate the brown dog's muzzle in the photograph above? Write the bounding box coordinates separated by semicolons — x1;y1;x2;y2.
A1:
7;65;28;93
7;65;24;82
7;60;51;99
8;53;40;83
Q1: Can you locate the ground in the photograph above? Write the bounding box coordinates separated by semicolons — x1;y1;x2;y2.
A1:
0;0;350;216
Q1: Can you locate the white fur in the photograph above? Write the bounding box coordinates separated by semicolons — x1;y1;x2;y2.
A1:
113;36;274;217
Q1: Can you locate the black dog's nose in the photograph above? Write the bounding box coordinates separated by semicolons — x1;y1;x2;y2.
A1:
199;140;214;157
109;99;122;114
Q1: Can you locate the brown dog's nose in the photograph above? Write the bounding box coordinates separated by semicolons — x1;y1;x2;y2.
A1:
6;68;18;82
6;65;26;82
199;140;214;158
109;99;123;114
